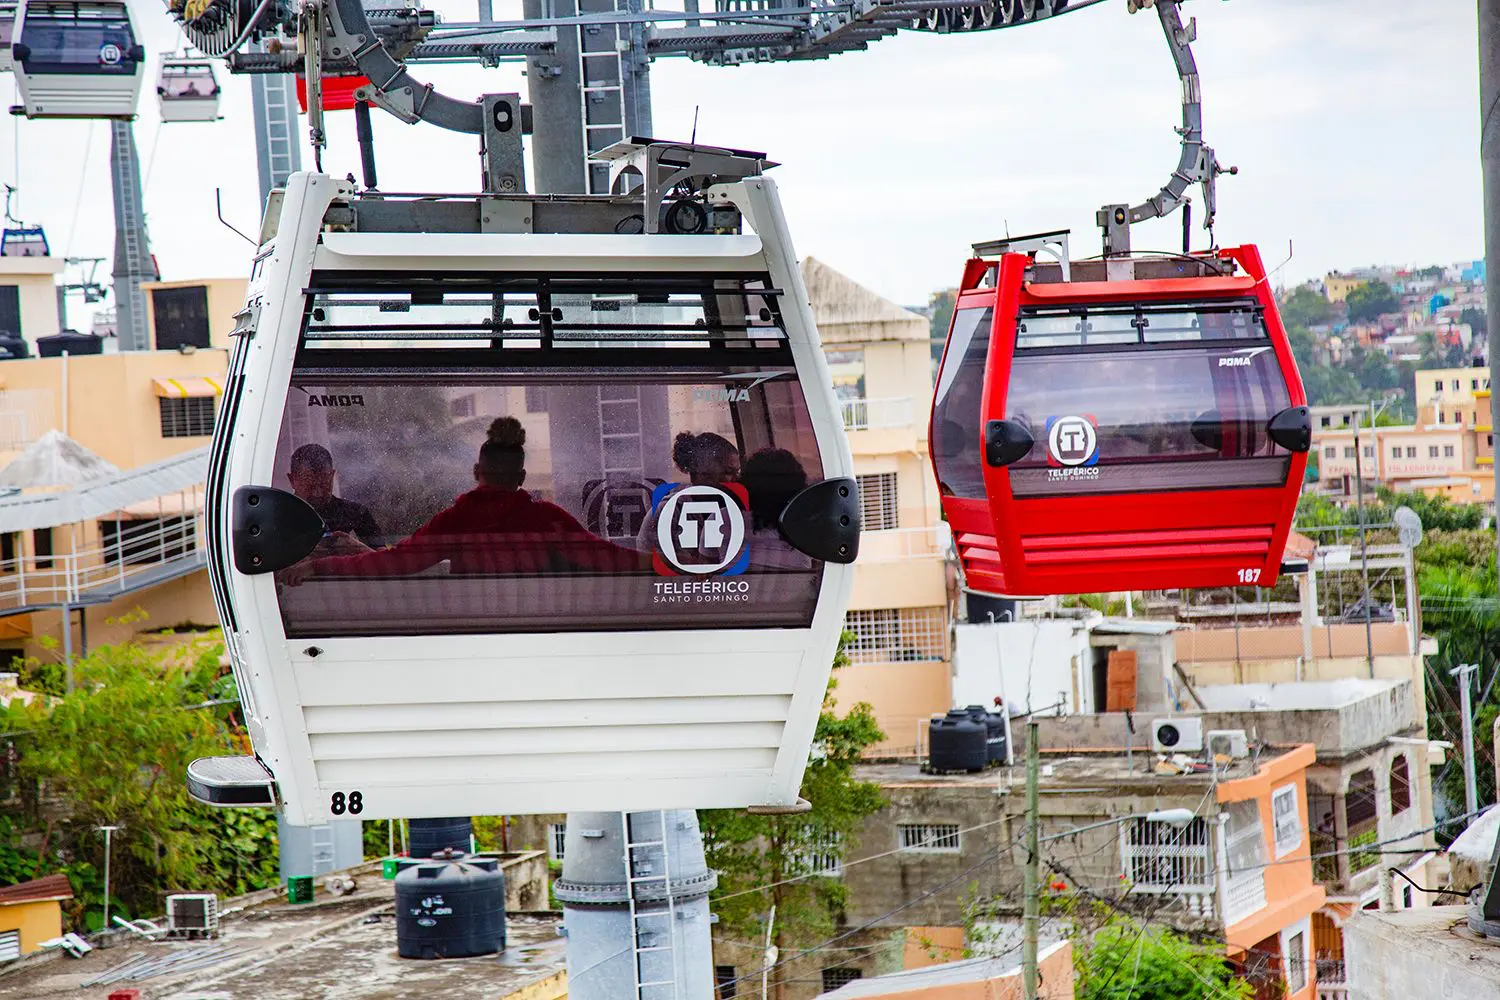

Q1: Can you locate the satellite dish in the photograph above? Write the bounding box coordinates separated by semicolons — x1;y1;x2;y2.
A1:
1394;506;1424;550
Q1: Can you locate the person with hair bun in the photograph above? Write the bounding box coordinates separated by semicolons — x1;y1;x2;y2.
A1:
672;431;741;486
291;416;644;581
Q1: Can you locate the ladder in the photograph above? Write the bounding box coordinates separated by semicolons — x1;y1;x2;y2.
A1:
577;0;628;194
624;811;678;1000
107;121;155;353
597;385;647;539
250;48;303;203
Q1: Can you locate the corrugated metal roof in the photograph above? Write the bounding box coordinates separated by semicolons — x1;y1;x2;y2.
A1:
0;445;209;532
1090;617;1184;635
0;873;73;905
818;942;1069;999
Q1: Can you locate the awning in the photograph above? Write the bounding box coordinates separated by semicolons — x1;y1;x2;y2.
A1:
152;376;223;399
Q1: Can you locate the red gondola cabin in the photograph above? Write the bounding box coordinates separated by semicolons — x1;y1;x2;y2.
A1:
930;244;1310;596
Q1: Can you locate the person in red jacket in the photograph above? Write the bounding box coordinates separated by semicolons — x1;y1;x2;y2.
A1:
287;416;646;582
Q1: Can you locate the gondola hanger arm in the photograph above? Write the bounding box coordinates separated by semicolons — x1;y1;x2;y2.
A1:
1097;0;1238;256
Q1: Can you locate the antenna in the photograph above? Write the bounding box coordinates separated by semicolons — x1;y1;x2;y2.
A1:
690;105;700;146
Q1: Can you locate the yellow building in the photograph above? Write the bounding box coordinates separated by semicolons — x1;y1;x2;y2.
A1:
0;319;227;659
1413;365;1491;411
0;256;67;347
802;258;950;753
140;277;248;351
0;873;72;958
1323;273;1364;303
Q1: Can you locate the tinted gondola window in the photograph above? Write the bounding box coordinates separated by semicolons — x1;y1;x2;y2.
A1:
931;306;993;499
20;7;136;75
270;275;826;638
1005;313;1292;497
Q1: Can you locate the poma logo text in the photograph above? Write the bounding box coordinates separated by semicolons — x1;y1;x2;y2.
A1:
308;394;365;407
692;387;750;403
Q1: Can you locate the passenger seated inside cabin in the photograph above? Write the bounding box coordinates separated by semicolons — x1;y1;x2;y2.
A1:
637;430;743;548
739;447;812;569
286;443;380;551
287;417;646;582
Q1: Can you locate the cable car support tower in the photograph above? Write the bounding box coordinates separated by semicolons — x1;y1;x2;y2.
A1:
173;2;1235;999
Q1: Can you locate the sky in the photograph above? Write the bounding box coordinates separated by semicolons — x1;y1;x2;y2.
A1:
5;0;1485;323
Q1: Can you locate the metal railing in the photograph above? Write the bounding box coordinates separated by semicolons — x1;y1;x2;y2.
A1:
839;396;914;432
1222;868;1267;926
858;524;950;562
0;504;206;612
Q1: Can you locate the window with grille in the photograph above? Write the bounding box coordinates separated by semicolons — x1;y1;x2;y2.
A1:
1363;446;1373;458
1406;447;1416;458
716;966;738;1000
159;396;216;437
1342;447;1355;459
1445;445;1455;458
898;823;960;852
1428;446;1440;458
843;608;946;663
1323;446;1336;459
1286;930;1308;992
1346;768;1379;872
1389;755;1410;815
99;517;197;566
821;968;863;992
790;826;843;876
1121;816;1212;890
547;822;566;862
1391;446;1400;458
450;394;477;419
856;473;899;530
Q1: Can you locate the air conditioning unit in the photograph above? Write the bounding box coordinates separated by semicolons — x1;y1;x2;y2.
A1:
1151;717;1203;754
165;894;219;938
1206;729;1250;760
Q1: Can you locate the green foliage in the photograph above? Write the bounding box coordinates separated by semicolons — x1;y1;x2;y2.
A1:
1280;286;1333;329
1076;924;1254;1000
929;288;956;364
1346;280;1400;323
700;635;886;965
5;634;280;926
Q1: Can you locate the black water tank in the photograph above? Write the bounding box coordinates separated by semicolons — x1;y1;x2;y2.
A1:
963;705;1009;765
35;331;103;357
0;335;27;360
394;855;506;959
965;590;1018;624
928;712;987;773
408;817;472;860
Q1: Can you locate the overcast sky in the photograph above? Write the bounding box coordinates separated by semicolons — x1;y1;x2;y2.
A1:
7;0;1484;319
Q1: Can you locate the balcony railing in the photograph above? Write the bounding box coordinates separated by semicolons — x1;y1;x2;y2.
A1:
1222;869;1267;926
858;524;951;562
0;509;206;613
839;396;914;431
1347;823;1380;873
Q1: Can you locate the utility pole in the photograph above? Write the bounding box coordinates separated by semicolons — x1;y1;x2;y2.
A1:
1022;720;1039;1000
97;824;119;932
1481;0;1500;555
1351;409;1374;675
1453;663;1481;822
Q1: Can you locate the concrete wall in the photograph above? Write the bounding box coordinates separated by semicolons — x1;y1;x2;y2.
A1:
0;349;229;469
0;899;63;955
952;620;1088;717
1345;908;1500;1000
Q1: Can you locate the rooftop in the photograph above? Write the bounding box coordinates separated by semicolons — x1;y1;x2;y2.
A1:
819;941;1069;999
1196;678;1404;712
858;746;1291;791
0;865;564;1000
0;874;72;906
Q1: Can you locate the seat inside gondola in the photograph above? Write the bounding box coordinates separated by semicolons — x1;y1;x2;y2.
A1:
1;226;49;257
158;58;219;105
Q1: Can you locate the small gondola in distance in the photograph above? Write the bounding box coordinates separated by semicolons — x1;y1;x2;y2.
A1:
930;244;1311;597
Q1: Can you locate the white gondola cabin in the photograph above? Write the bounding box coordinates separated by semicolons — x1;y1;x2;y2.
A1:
196;149;860;826
0;2;18;72
11;0;144;119
157;56;220;122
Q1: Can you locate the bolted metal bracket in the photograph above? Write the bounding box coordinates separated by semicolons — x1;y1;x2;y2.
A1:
593;138;778;234
480;93;530;194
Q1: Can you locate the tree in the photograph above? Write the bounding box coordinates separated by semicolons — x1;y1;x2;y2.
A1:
1345;280;1400;323
1076;924;1254;1000
700;640;886;1000
929;288;956;364
3;634;279;927
1279;286;1332;329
